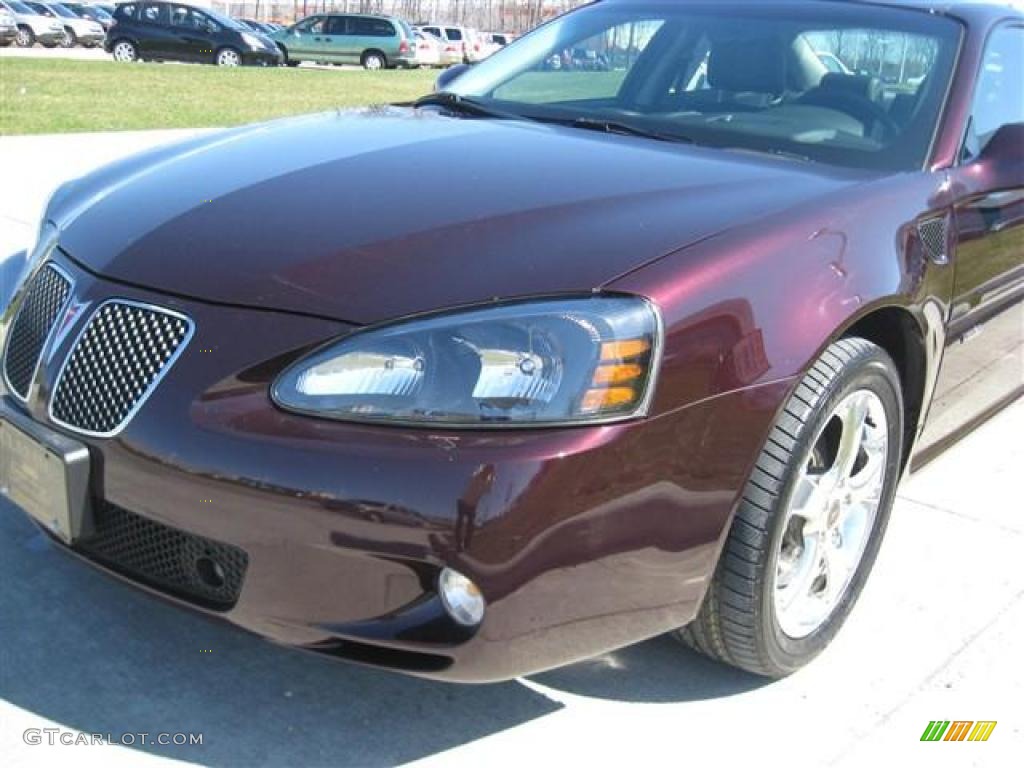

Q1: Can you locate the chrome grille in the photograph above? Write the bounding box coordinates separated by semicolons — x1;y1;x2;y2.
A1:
2;264;72;400
50;300;193;436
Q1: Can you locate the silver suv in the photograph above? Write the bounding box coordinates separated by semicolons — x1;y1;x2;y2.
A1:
0;0;65;46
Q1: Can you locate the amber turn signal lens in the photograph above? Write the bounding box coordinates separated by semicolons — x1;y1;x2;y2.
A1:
581;387;637;413
592;363;644;386
600;339;651;361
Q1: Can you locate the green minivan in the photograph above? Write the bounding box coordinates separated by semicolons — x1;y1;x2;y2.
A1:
272;13;418;69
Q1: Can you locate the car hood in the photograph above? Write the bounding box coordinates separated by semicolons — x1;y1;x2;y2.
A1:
53;108;869;326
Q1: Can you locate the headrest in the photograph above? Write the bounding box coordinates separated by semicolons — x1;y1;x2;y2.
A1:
817;73;882;102
708;38;787;94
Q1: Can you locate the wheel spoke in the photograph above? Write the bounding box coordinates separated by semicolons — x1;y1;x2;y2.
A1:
833;392;869;482
774;383;890;640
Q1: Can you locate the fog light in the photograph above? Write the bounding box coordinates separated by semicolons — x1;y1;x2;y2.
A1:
439;567;485;627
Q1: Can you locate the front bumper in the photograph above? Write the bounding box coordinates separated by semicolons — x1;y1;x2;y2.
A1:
242;48;283;66
75;31;105;46
35;30;65;45
1;251;787;681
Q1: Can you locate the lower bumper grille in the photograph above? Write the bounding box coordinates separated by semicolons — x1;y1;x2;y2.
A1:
77;502;248;611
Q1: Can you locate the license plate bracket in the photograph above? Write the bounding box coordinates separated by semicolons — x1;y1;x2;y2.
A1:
0;403;91;544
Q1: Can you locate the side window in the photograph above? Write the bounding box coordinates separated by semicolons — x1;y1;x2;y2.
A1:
350;18;392;37
139;3;165;25
116;3;137;20
169;5;190;27
966;25;1024;158
372;19;395;37
445;28;463;42
195;11;217;33
422;26;439;38
325;16;346;36
295;16;325;34
493;20;663;104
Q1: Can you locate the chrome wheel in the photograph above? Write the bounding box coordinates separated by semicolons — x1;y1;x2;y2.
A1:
773;389;888;639
15;27;33;47
217;48;240;67
112;40;136;61
60;29;75;48
363;53;384;70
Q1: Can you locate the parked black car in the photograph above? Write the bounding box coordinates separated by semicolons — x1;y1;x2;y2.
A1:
104;1;280;66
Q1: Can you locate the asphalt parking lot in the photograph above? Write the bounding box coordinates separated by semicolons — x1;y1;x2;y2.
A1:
0;131;1021;767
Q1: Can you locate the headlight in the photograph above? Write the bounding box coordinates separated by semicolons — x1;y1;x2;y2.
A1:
272;296;662;427
241;32;263;50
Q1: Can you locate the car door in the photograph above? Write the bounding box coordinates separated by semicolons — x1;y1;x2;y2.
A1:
323;14;349;63
287;14;325;60
135;2;171;58
166;4;209;62
919;22;1024;457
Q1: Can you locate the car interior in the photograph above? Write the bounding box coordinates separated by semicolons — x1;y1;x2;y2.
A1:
486;16;956;169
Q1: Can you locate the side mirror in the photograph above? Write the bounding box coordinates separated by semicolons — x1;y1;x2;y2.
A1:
970;122;1024;192
434;63;472;92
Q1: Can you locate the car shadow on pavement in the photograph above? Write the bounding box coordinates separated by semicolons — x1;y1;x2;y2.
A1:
529;634;769;703
0;501;762;766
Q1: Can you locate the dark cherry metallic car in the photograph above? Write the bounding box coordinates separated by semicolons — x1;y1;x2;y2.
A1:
1;0;1022;682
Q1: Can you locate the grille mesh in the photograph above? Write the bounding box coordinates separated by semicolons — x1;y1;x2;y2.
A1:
51;301;191;435
918;217;948;264
78;502;248;610
3;265;71;399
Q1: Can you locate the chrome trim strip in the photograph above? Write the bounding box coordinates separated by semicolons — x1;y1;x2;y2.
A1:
1;261;74;405
47;298;195;439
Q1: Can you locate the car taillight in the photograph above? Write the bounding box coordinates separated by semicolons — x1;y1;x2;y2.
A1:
399;39;409;53
445;45;456;53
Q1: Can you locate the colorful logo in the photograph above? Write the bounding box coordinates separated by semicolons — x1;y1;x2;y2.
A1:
921;721;997;742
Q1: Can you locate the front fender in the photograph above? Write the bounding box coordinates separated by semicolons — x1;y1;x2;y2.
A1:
606;170;955;418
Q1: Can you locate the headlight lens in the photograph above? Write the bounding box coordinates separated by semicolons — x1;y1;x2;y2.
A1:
241;32;263;49
272;296;661;427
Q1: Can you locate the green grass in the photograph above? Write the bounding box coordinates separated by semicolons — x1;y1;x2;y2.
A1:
0;58;438;135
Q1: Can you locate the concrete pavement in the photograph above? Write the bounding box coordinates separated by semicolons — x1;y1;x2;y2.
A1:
0;130;1020;767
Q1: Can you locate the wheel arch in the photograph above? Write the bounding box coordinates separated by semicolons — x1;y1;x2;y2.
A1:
361;48;387;65
836;304;929;474
214;45;242;64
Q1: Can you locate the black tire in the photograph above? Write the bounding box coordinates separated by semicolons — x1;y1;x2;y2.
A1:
110;38;137;62
361;49;386;70
277;45;298;67
15;25;34;48
215;46;242;67
40;41;57;48
677;337;904;677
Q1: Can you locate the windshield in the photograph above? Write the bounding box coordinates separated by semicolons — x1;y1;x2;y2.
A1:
447;2;962;171
6;0;36;12
49;3;78;17
202;7;245;31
